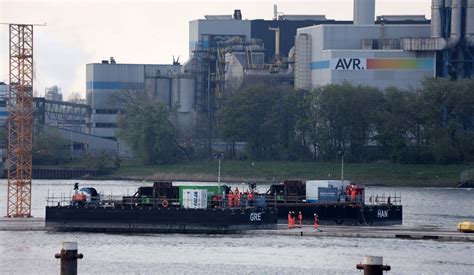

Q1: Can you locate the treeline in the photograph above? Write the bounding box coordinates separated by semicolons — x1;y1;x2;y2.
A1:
219;78;474;164
115;78;473;165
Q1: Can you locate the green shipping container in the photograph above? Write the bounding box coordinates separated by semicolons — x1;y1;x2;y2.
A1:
178;185;223;207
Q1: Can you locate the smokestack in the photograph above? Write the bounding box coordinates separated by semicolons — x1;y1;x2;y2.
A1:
353;0;376;25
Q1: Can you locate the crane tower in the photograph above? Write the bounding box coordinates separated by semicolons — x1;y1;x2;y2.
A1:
6;24;34;217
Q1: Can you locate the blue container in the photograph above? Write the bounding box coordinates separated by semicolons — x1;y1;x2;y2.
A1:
318;187;339;202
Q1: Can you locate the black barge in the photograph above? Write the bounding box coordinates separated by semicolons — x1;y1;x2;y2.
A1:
45;182;277;234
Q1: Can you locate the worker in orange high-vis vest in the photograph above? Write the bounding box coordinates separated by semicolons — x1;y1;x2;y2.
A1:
314;213;319;231
228;191;234;208
291;211;296;228
234;191;240;207
298;211;303;227
287;212;292;229
351;189;356;202
248;191;254;206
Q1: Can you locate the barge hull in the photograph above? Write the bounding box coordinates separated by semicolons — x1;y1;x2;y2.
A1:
45;206;277;233
276;204;402;226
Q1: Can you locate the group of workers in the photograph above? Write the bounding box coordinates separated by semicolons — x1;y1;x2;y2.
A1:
227;187;255;208
287;211;319;230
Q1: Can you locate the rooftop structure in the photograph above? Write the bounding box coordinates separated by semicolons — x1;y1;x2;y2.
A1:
45;86;63;101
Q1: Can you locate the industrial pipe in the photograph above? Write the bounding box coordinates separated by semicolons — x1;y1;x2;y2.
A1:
466;0;474;47
269;27;280;57
430;0;444;38
445;0;462;48
54;242;83;275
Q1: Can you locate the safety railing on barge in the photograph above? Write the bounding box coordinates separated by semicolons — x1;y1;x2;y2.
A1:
46;191;401;209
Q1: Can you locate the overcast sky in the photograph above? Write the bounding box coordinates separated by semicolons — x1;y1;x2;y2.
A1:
0;0;431;99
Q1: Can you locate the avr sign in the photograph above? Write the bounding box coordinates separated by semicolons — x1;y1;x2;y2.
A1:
331;58;367;70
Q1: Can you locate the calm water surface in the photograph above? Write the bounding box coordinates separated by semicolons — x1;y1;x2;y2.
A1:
0;180;473;274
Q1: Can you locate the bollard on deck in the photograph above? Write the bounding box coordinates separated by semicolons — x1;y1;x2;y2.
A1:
356;256;391;275
54;242;83;275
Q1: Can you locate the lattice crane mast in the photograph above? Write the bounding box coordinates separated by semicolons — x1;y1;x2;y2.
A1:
1;23;45;217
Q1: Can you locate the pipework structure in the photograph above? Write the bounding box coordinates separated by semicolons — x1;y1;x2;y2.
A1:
402;0;474;78
7;24;34;217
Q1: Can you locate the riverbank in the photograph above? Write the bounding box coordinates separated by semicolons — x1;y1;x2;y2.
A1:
9;161;470;187
104;161;470;187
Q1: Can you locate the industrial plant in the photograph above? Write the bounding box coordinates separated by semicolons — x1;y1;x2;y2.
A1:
1;0;474;160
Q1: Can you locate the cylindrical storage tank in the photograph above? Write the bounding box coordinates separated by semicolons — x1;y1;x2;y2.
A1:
171;78;180;111
353;0;375;25
178;77;195;113
155;78;172;108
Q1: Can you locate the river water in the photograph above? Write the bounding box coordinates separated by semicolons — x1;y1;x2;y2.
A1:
0;180;473;274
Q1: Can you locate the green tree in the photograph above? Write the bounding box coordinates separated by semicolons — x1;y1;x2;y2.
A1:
417;78;474;163
116;91;181;164
219;84;298;160
308;82;383;162
373;87;417;163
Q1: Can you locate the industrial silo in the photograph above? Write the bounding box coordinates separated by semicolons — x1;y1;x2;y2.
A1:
171;76;195;113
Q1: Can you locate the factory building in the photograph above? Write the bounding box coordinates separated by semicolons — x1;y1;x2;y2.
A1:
294;0;473;90
86;58;181;139
185;9;354;117
187;4;433;105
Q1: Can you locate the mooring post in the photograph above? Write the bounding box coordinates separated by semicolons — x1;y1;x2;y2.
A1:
356;256;391;275
54;242;83;275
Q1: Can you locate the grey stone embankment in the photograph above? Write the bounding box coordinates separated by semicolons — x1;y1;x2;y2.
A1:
1;218;472;242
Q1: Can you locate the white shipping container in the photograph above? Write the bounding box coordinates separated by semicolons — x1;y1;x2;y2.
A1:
306;180;350;200
306;180;329;200
183;189;208;209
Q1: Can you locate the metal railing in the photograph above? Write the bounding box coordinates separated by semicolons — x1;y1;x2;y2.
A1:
365;192;401;206
46;191;402;209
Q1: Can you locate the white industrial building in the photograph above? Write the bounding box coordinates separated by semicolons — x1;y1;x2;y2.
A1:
86;58;181;139
295;0;436;90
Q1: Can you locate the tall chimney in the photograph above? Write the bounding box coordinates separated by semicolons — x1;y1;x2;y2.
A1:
353;0;376;25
